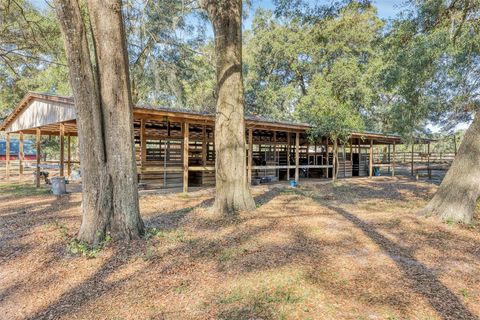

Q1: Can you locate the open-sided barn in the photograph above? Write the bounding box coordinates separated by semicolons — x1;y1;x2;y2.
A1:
1;92;437;190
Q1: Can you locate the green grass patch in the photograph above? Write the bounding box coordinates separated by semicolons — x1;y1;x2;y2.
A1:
53;220;69;240
218;246;250;263
67;233;112;259
0;182;50;196
445;218;455;227
174;280;191;294
216;286;302;319
211;270;305;319
218;248;235;262
144;227;190;244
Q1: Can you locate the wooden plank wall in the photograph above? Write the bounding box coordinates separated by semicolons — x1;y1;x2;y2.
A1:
134;120;216;190
337;147;353;178
131;121;335;189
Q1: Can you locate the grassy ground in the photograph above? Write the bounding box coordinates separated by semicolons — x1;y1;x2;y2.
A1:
0;181;50;196
0;177;479;320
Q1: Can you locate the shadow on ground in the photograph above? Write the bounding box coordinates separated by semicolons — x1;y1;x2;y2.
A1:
1;179;479;319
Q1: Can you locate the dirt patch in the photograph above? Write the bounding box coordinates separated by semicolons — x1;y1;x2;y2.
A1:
0;177;479;319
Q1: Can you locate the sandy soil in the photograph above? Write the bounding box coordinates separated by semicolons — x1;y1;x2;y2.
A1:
0;177;479;320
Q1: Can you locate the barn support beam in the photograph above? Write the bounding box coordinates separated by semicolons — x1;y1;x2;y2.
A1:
67;134;71;177
392;141;396;177
248;128;253;184
286;133;290;181
387;144;391;175
183;122;189;193
357;139;361;176
59;123;65;177
36;128;41;187
349;138;353;163
325;137;329;179
140;118;147;168
202;126;207;166
19;131;24;176
305;135;309;179
295;132;300;183
411;143;415;176
369;139;373;178
273;131;278;178
427;141;431;179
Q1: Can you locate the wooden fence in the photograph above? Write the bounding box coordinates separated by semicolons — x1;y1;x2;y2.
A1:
373;152;456;164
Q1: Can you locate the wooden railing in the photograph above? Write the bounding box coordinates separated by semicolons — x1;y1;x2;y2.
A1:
373;152;456;164
0;159;80;180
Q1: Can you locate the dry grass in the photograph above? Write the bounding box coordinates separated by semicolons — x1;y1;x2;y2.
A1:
1;177;479;320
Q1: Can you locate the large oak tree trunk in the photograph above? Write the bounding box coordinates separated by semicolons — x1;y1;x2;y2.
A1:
55;0;143;244
421;111;480;224
55;0;113;245
202;0;255;216
86;0;144;238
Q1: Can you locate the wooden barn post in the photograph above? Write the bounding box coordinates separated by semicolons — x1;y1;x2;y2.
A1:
67;134;71;176
305;134;309;178
411;143;415;176
427;141;431;179
140;118;147;169
59;123;65;176
357;138;361;176
349;138;353;162
286;133;290;180
19;131;24;176
325;137;329;179
369;139;373;178
273;131;278;178
183;122;189;193
387;144;391;175
202;125;207;166
248;128;252;184
295;132;300;182
392;141;396;177
35;128;41;187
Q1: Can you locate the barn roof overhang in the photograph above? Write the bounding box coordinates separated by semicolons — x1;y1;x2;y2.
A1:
0;92;310;134
0;92;432;144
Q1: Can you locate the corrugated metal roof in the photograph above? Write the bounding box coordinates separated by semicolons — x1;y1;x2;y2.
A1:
1;92;432;142
0;92;309;131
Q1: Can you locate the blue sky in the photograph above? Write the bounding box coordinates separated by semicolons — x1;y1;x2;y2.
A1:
247;0;403;20
31;0;404;23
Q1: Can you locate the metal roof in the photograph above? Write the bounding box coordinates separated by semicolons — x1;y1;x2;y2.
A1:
0;92;432;143
0;92;310;132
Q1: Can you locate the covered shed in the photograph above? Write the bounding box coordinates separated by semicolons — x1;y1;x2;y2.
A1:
0;92;433;190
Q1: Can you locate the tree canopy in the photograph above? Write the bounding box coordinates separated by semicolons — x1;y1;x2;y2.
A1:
1;0;478;143
0;0;68;117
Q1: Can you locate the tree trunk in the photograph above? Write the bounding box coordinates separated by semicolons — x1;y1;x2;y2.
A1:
421;111;480;224
86;0;144;238
333;138;338;181
202;0;255;216
55;0;143;244
55;0;112;245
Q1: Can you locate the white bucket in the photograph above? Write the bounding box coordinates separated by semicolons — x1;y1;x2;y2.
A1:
51;176;67;195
